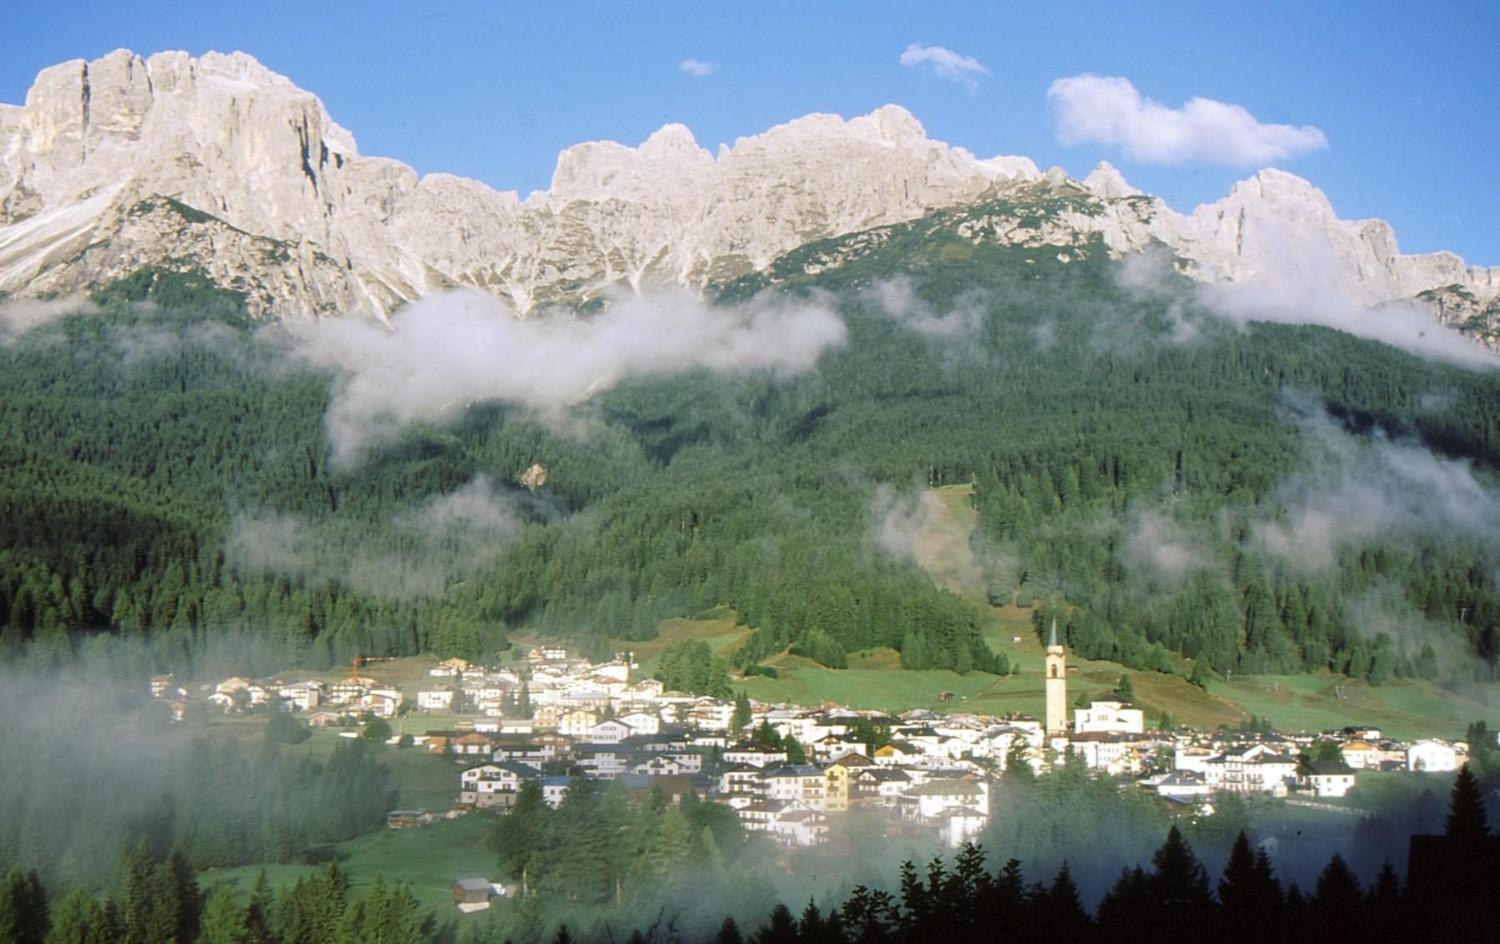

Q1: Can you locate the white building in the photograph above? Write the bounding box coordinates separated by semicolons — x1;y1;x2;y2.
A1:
541;777;571;808
1073;701;1145;735
618;712;661;736
417;690;454;712
584;720;632;744
1203;744;1298;796
459;762;538;808
765;765;826;810
1068;733;1142;775
767;806;828;847
1406;740;1460;773
1300;761;1357;798
1147;770;1212;800
723;747;788;768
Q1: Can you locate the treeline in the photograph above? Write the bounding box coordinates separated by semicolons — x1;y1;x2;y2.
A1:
654;640;732;697
0;850;434;944
4;211;1500;682
676;765;1497;944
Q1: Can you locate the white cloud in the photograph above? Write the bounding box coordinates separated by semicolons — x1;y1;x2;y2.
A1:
1191;219;1499;369
899;43;989;93
226;475;530;599
862;276;984;339
0;295;98;342
870;485;947;561
1047;74;1328;166
679;58;718;78
284;288;847;464
1123;509;1216;590
1254;409;1500;573
1114;236;1498;369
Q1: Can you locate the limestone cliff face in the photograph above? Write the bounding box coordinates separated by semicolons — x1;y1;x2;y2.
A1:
1;49;1495;347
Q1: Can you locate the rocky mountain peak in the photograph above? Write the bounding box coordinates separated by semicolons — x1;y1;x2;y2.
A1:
0;48;1495;349
1083;162;1140;199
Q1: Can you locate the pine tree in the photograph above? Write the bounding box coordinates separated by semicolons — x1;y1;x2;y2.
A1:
839;885;896;944
242;870;277;944
751;904;798;944
0;866;50;944
198;886;248;944
1444;763;1489;845
490;780;550;897
1149;826;1211;908
713;916;744;944
783;734;807;765
1310;854;1361;937
1043;864;1091;942
1003;738;1034;785
41;889;111;944
1216;831;1258;918
731;692;753;733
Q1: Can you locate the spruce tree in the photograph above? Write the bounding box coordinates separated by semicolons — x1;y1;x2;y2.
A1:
1444;763;1489;845
751;904;798;944
731;692;753;733
1311;854;1361;937
713;916;744;944
1216;831;1258;918
242;871;275;944
41;889;110;944
0;866;50;944
197;886;247;944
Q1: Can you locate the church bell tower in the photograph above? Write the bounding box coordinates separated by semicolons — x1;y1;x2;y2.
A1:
1045;618;1067;736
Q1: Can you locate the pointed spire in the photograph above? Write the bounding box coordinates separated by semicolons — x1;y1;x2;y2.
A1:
1049;618;1059;649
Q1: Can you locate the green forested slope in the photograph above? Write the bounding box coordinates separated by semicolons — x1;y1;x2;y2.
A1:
1;200;1497;687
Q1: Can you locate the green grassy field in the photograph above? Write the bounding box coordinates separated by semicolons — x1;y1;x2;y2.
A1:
623;616;754;674
200;816;502;922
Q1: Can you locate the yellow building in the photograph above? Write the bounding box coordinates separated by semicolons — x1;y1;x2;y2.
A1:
824;763;851;813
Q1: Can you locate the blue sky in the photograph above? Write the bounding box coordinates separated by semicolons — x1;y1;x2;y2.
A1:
3;1;1497;264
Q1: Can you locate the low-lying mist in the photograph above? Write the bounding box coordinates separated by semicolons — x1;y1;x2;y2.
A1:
278;288;847;465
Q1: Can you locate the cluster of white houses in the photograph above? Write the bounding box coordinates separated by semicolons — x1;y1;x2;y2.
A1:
151;672;406;722
428;643;1469;847
154;637;1471;848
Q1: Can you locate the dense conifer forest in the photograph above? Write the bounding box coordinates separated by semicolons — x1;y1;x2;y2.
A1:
1;209;1498;686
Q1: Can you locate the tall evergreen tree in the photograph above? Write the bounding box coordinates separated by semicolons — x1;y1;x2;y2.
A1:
1444;763;1490;845
0;867;50;944
40;890;111;944
198;886;248;944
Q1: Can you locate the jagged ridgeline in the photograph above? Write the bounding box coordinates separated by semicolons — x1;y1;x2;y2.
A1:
1;204;1499;684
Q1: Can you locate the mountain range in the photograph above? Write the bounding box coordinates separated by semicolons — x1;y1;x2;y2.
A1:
1;47;1497;349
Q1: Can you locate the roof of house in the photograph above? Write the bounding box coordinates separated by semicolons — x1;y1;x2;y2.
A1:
829;753;874;768
857;769;912;782
906;779;984;798
1303;760;1356;777
454;878;491;892
1155;770;1206;786
766;764;824;778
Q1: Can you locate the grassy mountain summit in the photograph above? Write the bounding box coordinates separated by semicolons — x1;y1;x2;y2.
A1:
1;197;1498;695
